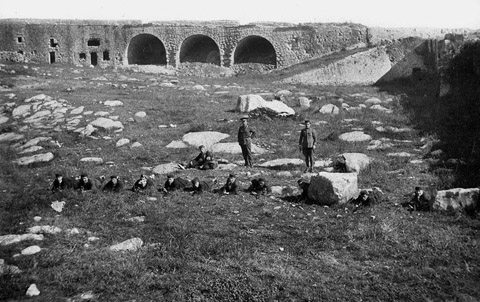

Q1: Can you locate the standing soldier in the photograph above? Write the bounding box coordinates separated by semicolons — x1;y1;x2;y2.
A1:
238;116;256;168
299;120;317;173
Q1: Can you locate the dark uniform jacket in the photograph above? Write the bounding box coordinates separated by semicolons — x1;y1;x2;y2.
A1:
299;128;317;149
51;178;71;192
248;178;271;195
221;179;238;195
185;181;211;194
131;178;153;192
164;177;190;192
238;125;256;145
75;179;96;191
102;180;123;192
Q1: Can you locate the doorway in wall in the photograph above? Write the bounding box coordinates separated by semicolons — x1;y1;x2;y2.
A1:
91;52;98;66
49;52;55;63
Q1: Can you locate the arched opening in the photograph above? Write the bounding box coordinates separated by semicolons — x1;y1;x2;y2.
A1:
233;35;277;67
127;34;167;65
179;35;220;65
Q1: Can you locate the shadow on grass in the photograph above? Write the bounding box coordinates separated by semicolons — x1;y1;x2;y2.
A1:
376;41;480;188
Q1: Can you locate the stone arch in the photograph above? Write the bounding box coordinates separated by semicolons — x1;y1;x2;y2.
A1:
179;34;220;66
233;35;277;67
127;34;167;65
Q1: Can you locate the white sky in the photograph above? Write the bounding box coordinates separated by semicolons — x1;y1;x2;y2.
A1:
0;0;479;29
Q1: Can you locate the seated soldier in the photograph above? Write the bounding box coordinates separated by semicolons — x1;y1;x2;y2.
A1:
351;190;377;212
402;186;431;212
296;175;310;203
51;173;72;192
219;173;239;195
102;175;123;192
333;155;348;172
131;174;153;193
185;177;211;195
247;178;271;198
162;174;190;194
75;173;96;192
181;145;217;170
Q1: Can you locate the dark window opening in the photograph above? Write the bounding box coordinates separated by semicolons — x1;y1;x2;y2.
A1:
103;50;110;61
49;52;56;64
79;53;86;60
50;38;58;47
18;50;24;55
17;37;24;43
91;52;98;66
88;39;100;46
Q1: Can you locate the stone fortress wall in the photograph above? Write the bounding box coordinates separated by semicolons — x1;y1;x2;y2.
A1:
0;19;475;81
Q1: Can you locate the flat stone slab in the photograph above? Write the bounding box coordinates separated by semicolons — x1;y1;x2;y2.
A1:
80;157;104;164
17;136;51;150
104;100;123;107
259;158;304;168
387;152;413;157
166;140;189;148
319;104;339;114
21;245;42;255
14;152;54;165
0;133;25;142
27;225;62;234
339;131;372;142
217;163;238;170
182;131;230;148
153;162;181;175
116;138;130;147
89;117;124;130
18;146;44;154
210;142;269;155
0;234;44;246
70;106;84;115
109;238;143;252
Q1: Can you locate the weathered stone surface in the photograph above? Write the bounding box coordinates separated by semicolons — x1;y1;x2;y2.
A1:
109;237;143;252
434;188;479;212
78;124;97;137
153;163;181;175
275;171;294;177
135;111;146;118
0;234;44;246
26;284;40;297
17;136;51;150
104;100;123;106
308;172;358;205
94;111;110;116
339;153;370;172
0;132;25;142
116;138;130;147
367;139;394;150
387;152;413;157
236;94;295;116
18;146;44;154
370;104;393;113
0;259;22;275
70;106;84;115
339;131;372;142
298;97;311;108
365;97;382;105
126;216;146;223
259;158;304;168
131;142;142;148
217;163;238;170
21;245;42;255
12;104;32;117
51;200;66;212
166;140;189;148
319;104;339;115
210;142;269;154
89;117;124;130
14;152;54;165
80;157;103;164
24;110;51;123
0;116;9;124
25;94;49;103
182;131;230;148
27;225;62;234
193;84;206;90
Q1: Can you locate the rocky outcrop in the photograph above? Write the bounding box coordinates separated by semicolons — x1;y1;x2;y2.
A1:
308;172;358;205
434;188;479;212
236;94;295;116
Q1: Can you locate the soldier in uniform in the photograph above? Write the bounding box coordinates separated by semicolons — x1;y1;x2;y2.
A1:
102;175;123;192
298;120;317;173
219;173;239;195
238;116;256;168
51;173;72;192
75;173;96;192
402;186;431;211
182;145;217;170
185;177;211;195
162;174;191;194
131;174;153;193
248;178;271;198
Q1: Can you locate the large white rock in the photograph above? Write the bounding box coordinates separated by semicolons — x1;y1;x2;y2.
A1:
0;234;44;246
12;104;31;117
70;106;84;115
89;118;124;130
14;152;54;165
21;245;42;255
339;153;371;172
109;238;143;252
0;115;8;124
26;284;40;297
25;94;49;103
116;138;130;147
364;97;382;105
153;162;181;175
339;131;372;142
434;188;479;212
275;90;293;98
236;94;295;116
259;158;304;168
0;133;25;142
319;104;339;115
298;97;311;108
135;111;147;118
104;100;123;107
210;142;269;154
27;225;62;234
308;172;358;205
182;131;230;148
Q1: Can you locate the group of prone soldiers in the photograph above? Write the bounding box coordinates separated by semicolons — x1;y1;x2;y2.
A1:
51;172;272;198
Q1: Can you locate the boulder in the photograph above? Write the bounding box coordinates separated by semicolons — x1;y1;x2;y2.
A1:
153;162;181;175
12;104;32;117
0;234;44;246
364;97;382;105
193;85;206;90
116;138;130;147
182;131;230;148
434;188;479;212
339;131;372;142
21;245;42;255
135;111;147;118
14;152;54;166
89;118;124;130
236;94;295;116
109;238;143;252
308;172;358;205
70;106;84;115
298;97;311;108
319;104;339;115
338;153;370;172
26;284;40;297
104;100;123;107
131;142;142;148
25;94;49;103
275;90;293;98
0;116;8;124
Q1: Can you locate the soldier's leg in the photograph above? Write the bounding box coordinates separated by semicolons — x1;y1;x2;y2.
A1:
245;142;253;167
240;144;249;166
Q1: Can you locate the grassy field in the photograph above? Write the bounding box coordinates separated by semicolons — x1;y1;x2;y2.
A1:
0;60;479;302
